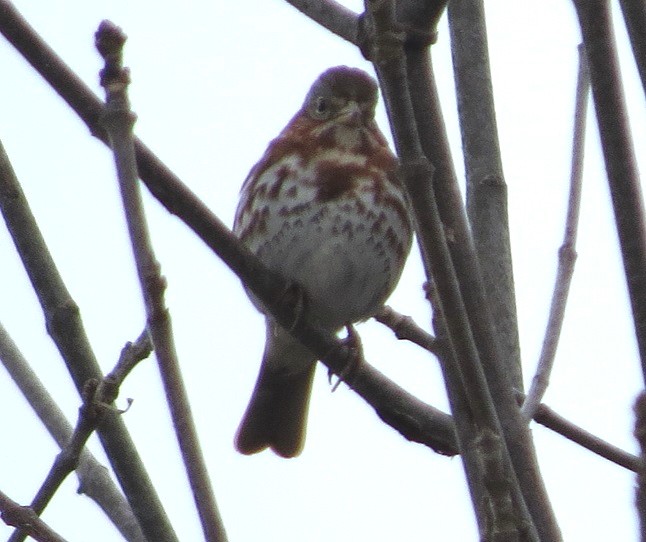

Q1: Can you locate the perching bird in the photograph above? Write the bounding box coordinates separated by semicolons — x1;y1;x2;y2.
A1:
233;66;412;457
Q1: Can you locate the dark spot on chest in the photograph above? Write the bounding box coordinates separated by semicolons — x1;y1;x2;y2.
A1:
267;165;291;199
278;201;311;217
314;160;366;202
238;205;269;241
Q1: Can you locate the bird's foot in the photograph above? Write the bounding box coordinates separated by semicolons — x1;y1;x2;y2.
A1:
329;324;363;392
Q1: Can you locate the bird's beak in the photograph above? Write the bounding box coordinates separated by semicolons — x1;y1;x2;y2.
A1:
338;101;364;126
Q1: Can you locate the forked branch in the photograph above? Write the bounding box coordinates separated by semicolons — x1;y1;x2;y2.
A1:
362;1;538;538
0;322;147;542
8;332;152;542
0;135;178;542
377;306;641;473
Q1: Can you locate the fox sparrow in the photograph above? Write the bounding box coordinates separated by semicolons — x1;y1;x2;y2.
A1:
233;66;412;457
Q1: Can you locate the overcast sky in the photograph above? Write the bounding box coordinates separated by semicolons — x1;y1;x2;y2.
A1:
1;1;645;540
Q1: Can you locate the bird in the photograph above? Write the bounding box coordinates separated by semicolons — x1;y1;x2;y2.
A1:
233;66;412;457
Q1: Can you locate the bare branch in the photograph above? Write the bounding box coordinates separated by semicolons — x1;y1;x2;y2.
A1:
573;0;646;384
448;0;522;391
633;392;646;538
105;330;154;385
8;332;152;542
0;491;68;542
0;323;147;542
0;138;178;541
374;305;439;355
522;44;590;420
476;428;519;540
361;1;539;539
96;20;227;542
378;307;641;473
533;401;640;473
284;0;359;43
618;0;646;98
398;3;560;538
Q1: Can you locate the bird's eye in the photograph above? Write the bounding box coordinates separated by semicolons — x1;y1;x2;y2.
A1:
314;96;329;116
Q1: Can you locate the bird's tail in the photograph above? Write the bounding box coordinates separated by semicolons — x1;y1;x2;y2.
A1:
235;322;317;458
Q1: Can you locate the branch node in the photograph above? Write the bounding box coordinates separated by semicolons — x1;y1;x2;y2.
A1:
398;156;434;184
359;1;405;65
557;243;578;266
374;305;439;355
358;2;439;62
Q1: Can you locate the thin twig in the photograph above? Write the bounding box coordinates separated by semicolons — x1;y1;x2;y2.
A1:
522;44;590;421
573;0;646;385
374;306;439;355
0;137;178;542
533;400;640;473
284;0;359;43
8;331;152;542
377;307;641;473
0;322;147;542
0;490;68;542
96;20;227;542
104;329;154;385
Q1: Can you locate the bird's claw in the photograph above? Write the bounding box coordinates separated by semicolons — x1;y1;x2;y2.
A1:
329;324;363;392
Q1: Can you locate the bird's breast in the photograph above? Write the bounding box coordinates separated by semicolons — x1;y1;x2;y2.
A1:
234;145;412;329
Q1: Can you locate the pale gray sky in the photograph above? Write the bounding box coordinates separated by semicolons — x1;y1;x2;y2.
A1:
0;1;644;540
